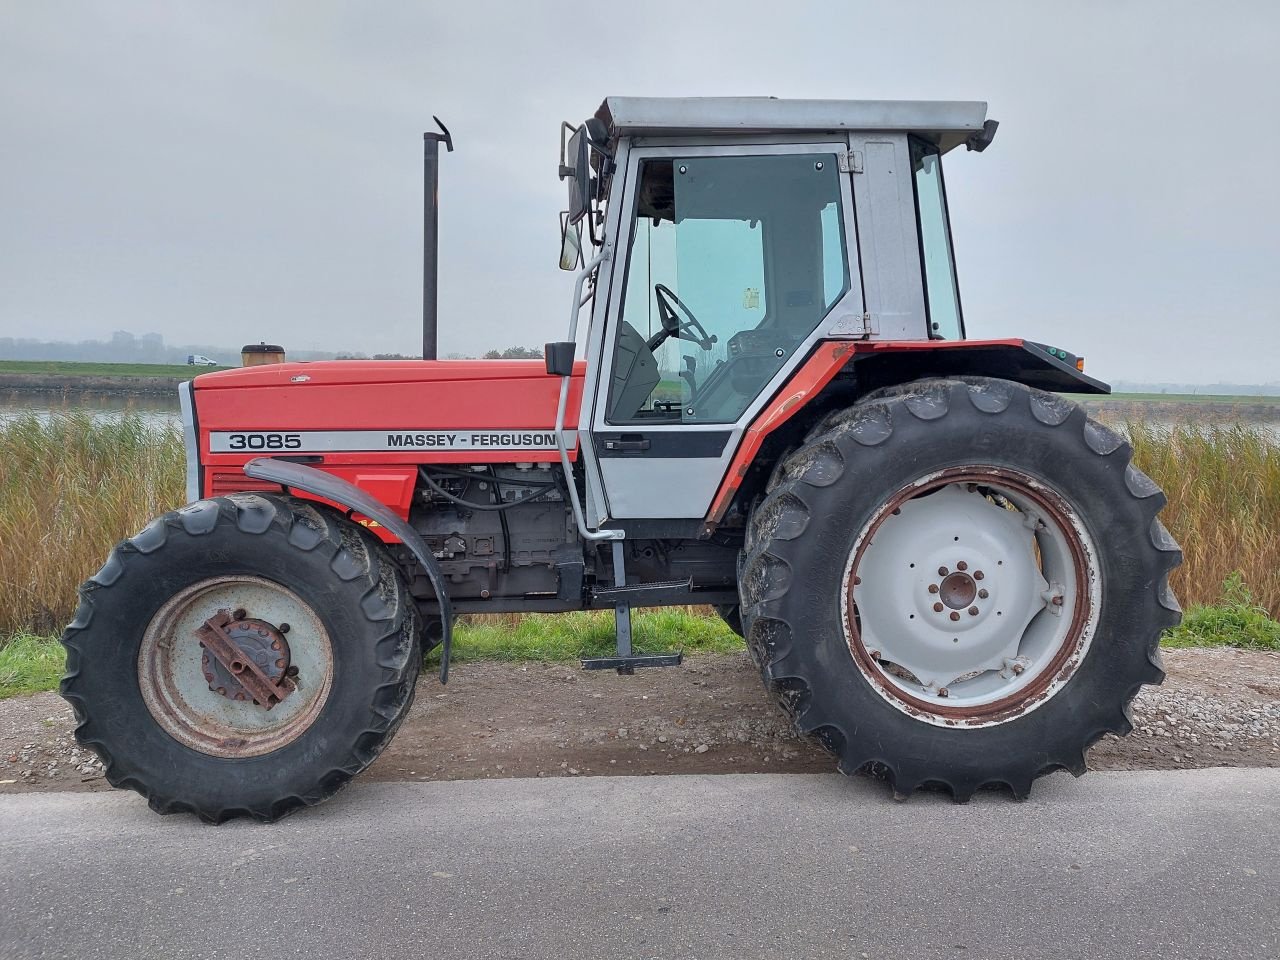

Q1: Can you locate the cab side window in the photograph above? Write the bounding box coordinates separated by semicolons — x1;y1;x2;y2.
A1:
607;153;848;424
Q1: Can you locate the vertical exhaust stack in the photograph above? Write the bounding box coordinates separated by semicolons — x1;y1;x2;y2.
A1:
422;117;453;360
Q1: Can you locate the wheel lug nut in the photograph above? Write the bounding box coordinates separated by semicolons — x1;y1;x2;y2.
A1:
867;649;881;660
279;623;291;634
968;606;979;616
956;561;968;571
928;584;940;594
938;687;950;698
938;566;949;576
949;611;960;622
853;577;861;586
978;589;989;599
974;571;984;580
933;602;945;613
232;608;247;620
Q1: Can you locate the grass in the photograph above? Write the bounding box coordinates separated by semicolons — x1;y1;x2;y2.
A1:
0;360;228;377
0;634;66;699
441;607;742;663
1161;574;1280;651
1086;392;1280;406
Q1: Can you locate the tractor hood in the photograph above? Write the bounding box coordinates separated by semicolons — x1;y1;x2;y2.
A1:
190;358;586;450
193;358;565;390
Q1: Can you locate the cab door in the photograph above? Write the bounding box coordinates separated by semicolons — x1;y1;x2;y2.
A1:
584;142;863;520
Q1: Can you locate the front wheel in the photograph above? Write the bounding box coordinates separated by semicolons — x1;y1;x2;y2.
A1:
60;494;421;822
740;377;1181;800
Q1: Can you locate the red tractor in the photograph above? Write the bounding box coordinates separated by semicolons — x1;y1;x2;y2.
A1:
61;98;1181;821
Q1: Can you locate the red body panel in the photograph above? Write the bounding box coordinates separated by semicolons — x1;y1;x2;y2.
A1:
194;359;584;540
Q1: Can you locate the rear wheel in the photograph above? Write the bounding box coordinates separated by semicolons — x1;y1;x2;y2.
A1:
739;377;1181;800
61;494;421;822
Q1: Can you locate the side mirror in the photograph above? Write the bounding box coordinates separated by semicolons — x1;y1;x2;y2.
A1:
559;125;592;226
545;341;576;377
558;211;582;271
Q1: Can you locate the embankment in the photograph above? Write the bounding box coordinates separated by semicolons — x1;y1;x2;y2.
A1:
0;373;183;397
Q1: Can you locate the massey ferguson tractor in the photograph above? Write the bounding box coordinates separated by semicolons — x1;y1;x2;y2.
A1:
61;97;1181;821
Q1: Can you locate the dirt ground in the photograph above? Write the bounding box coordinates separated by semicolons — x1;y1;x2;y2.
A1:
2;647;1278;795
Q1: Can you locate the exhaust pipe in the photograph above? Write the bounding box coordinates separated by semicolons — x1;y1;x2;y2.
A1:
422;116;453;360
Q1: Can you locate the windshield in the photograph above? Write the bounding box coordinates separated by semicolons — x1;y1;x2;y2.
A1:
607;153;848;424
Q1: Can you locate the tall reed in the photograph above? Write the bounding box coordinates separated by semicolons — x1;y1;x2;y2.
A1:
0;413;185;634
1126;421;1280;618
0;413;1275;637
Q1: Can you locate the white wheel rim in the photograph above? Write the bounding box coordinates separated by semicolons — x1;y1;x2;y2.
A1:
841;468;1100;728
138;576;334;758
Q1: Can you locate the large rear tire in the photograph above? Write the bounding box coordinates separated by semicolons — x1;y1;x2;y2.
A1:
739;377;1181;800
60;493;421;822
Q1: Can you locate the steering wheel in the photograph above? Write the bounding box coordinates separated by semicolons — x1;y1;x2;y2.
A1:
647;284;718;352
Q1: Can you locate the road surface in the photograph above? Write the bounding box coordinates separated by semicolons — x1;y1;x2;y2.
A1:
2;769;1277;959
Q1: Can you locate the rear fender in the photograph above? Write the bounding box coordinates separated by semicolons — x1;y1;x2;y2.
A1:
702;338;1109;533
243;457;455;684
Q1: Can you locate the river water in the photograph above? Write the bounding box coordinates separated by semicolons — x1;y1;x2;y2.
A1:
0;390;179;427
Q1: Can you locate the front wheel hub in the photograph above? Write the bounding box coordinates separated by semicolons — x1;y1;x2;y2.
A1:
200;613;293;706
138;576;334;758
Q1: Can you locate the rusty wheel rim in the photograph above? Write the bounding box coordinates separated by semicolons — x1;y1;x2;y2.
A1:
138;576;334;758
840;467;1099;728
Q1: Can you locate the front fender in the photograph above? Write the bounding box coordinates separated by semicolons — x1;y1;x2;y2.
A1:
244;457;455;684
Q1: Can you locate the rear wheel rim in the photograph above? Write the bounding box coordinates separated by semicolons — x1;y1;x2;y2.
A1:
840;466;1099;728
138;576;334;758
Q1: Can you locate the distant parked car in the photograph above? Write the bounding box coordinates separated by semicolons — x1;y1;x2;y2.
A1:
187;355;218;366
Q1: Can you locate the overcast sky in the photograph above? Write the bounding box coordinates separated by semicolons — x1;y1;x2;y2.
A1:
2;1;1277;383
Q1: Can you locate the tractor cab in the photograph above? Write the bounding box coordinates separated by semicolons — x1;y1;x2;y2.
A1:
553;97;997;526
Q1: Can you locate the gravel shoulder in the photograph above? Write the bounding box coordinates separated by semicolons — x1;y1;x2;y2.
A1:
3;647;1277;794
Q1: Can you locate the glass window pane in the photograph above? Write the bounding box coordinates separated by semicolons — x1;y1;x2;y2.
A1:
607;153;848;425
911;139;963;340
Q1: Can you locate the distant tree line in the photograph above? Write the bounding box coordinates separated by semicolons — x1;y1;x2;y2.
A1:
0;334;547;366
0;332;338;366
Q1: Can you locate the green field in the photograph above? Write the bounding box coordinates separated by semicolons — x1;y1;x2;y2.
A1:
1078;391;1280;406
0;360;229;377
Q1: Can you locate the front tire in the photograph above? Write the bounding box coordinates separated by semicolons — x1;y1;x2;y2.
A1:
739;377;1181;800
60;493;421;822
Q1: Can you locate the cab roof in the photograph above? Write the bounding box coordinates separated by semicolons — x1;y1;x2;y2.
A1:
597;96;991;153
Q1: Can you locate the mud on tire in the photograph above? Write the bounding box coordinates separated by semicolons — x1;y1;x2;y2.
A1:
60;493;421;823
739;377;1182;801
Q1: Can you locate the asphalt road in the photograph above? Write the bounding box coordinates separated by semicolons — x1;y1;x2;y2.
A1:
2;769;1277;960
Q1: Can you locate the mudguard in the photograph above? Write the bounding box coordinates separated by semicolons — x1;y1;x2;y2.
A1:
703;337;1110;532
244;456;455;683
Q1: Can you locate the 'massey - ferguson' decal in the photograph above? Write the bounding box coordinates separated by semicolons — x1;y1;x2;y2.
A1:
209;430;571;453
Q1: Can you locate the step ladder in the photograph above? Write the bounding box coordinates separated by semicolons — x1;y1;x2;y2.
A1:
580;541;684;675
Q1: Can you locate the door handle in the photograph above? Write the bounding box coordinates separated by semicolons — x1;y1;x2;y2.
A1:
603;437;651;452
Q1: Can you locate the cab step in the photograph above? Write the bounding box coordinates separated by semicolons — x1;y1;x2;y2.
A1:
581;542;683;675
